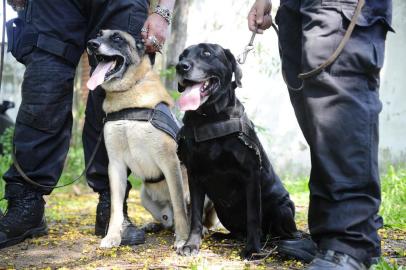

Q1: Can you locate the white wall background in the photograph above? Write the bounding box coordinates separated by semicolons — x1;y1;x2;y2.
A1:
379;0;406;167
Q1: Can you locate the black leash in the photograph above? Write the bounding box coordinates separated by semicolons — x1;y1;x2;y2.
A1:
237;0;365;91
11;127;104;189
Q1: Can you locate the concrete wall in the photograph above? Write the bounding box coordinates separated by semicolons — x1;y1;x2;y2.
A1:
379;0;406;167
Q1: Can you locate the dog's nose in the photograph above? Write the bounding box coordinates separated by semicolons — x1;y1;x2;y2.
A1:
87;40;101;51
176;61;192;73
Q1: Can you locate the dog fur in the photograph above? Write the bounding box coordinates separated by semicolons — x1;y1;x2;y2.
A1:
87;30;189;250
175;43;299;259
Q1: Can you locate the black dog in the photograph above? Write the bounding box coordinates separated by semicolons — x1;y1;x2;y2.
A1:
175;43;315;260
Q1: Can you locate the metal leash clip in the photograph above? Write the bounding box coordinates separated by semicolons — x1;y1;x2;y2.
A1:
237;27;257;65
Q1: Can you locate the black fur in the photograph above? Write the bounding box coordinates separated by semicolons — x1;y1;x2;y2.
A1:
176;44;298;259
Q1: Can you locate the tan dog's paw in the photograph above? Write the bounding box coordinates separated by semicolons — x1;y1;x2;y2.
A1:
100;235;121;248
174;239;186;253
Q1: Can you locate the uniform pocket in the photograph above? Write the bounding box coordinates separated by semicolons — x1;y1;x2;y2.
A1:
6;18;35;64
340;6;392;71
16;61;74;132
17;102;72;132
324;3;390;76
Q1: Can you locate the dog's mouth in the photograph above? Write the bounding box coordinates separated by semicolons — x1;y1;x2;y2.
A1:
87;53;126;90
178;77;219;111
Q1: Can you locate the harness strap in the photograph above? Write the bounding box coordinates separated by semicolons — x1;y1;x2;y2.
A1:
106;108;153;122
144;175;165;184
178;113;255;143
105;103;180;141
178;112;263;169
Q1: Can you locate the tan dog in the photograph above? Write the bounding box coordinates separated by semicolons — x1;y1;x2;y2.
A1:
86;30;189;250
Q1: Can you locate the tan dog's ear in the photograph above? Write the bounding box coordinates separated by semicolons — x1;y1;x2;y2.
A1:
224;49;243;88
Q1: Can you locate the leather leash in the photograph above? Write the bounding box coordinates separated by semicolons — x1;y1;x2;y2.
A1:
11;127;104;189
238;0;365;91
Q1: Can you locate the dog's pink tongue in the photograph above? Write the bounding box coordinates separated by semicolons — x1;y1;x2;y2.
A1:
178;83;203;111
87;61;115;90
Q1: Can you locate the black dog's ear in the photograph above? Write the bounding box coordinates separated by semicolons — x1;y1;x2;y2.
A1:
135;40;146;55
224;49;243;88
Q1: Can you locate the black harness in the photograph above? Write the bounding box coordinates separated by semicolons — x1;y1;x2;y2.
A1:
177;110;263;169
105;102;180;184
105;102;180;141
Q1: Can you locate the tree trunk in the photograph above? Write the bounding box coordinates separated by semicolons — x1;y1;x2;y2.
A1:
164;0;191;91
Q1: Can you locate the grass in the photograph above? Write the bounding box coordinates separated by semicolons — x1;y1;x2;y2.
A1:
372;258;405;270
380;165;406;229
283;166;406;230
0;127;13;211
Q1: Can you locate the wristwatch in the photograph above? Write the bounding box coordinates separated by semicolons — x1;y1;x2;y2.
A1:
153;5;173;25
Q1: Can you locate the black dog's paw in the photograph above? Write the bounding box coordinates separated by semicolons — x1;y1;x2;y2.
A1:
240;246;261;260
178;244;200;256
141;222;164;233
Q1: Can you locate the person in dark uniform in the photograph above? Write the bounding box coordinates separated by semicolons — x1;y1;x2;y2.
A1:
248;0;393;269
0;0;176;249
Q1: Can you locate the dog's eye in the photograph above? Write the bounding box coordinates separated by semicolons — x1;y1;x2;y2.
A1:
202;51;211;57
112;33;123;42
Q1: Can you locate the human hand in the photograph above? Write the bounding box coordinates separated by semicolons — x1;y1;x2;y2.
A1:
141;13;170;53
7;0;26;11
248;0;273;34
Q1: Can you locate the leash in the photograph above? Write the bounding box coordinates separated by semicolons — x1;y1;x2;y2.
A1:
11;125;105;189
298;0;365;79
238;0;365;90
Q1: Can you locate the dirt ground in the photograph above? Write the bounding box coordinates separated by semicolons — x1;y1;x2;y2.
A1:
0;189;405;270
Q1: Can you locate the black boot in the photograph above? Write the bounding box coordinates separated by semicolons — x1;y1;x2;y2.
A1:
276;231;317;263
0;183;48;249
306;250;367;270
95;189;145;245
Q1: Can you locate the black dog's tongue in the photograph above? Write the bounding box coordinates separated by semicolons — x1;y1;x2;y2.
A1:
178;82;204;111
87;61;115;90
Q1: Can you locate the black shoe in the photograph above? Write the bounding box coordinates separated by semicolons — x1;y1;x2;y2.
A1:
276;233;317;263
0;183;48;250
95;190;145;245
306;250;367;270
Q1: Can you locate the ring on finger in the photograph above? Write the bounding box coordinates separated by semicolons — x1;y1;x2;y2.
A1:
141;27;148;33
149;35;163;51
